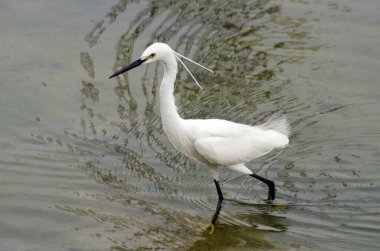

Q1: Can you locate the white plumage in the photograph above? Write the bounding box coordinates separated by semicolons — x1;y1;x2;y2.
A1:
110;42;290;202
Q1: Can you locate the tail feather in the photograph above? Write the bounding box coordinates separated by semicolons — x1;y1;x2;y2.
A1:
260;114;290;137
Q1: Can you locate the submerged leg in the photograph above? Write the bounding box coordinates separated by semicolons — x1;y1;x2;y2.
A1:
250;173;276;200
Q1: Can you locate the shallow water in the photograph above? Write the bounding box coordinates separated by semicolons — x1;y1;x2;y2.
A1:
1;0;380;250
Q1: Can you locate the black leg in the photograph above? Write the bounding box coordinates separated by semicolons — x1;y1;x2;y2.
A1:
209;180;225;234
211;198;223;225
214;179;224;201
250;173;276;200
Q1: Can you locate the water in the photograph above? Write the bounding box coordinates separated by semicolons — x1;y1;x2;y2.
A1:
1;0;379;250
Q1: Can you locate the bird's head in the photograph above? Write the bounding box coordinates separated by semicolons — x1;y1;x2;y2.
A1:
109;43;173;79
141;42;173;64
109;42;213;90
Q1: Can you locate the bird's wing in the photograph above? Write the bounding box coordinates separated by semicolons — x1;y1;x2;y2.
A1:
194;129;288;166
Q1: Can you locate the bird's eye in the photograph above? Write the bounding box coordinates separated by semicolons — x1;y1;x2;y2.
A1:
150;53;156;57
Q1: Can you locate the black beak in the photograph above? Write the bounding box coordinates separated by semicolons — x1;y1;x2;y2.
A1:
109;58;146;79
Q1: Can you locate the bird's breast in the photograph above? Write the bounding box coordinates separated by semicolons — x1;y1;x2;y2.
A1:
163;122;212;166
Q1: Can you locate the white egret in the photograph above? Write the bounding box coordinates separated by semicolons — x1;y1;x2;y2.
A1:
109;42;289;204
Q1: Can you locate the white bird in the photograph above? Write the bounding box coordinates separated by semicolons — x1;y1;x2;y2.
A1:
109;42;289;203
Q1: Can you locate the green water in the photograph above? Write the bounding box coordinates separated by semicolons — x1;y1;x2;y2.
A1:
1;0;379;250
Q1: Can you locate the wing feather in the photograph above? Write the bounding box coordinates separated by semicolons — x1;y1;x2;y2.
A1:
194;129;288;166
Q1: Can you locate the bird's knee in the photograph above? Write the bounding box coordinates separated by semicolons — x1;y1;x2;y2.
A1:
208;166;218;180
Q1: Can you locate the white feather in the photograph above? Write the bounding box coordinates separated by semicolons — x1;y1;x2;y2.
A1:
190;118;289;166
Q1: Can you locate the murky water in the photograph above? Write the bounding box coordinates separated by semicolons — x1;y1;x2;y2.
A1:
1;0;379;250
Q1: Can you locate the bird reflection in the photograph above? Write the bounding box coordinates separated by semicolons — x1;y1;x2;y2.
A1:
208;197;290;235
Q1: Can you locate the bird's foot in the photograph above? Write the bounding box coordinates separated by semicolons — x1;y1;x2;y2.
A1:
267;191;275;201
267;181;276;201
264;189;276;205
208;223;215;235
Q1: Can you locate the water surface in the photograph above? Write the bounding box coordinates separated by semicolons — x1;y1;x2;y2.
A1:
1;0;379;250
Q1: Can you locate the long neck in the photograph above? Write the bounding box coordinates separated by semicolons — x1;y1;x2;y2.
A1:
159;55;183;129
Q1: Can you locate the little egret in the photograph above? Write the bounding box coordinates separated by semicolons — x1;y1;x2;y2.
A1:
109;42;289;206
